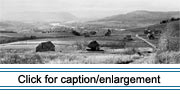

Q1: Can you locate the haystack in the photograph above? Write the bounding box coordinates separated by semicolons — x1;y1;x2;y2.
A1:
36;41;55;52
87;41;100;51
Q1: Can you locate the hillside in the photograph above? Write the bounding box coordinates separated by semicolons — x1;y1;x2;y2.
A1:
0;21;38;32
89;10;180;29
1;12;78;22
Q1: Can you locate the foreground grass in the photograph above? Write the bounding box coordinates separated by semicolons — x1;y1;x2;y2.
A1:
0;52;139;64
132;51;180;64
0;48;141;64
0;53;44;64
155;51;180;64
46;53;139;64
1;50;179;64
1;45;179;64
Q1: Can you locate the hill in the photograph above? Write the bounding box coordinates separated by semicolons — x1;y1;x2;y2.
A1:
1;12;78;22
0;21;38;32
89;10;180;29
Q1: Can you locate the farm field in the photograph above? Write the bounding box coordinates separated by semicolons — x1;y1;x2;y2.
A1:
0;29;156;64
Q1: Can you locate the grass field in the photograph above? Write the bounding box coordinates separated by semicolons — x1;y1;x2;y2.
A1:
0;20;179;64
0;30;155;64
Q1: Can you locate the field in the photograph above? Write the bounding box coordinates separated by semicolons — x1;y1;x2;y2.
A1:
0;20;179;64
0;29;156;64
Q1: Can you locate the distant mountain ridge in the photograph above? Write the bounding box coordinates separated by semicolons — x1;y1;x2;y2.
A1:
1;12;78;22
89;10;180;28
101;10;179;21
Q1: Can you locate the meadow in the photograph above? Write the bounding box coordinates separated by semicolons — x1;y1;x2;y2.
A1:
0;30;154;64
0;20;179;64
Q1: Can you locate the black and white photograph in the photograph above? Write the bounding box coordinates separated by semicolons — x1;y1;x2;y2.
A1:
0;0;179;64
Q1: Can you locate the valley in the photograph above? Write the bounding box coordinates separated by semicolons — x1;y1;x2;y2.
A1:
0;10;179;64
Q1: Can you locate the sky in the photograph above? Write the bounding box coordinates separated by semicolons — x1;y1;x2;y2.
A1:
0;0;180;18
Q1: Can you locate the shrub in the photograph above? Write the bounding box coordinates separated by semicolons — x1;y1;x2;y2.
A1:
158;21;180;52
122;48;139;55
0;54;44;64
72;30;81;36
89;31;96;35
105;29;111;36
155;51;180;64
74;41;88;50
30;36;36;39
83;32;90;37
